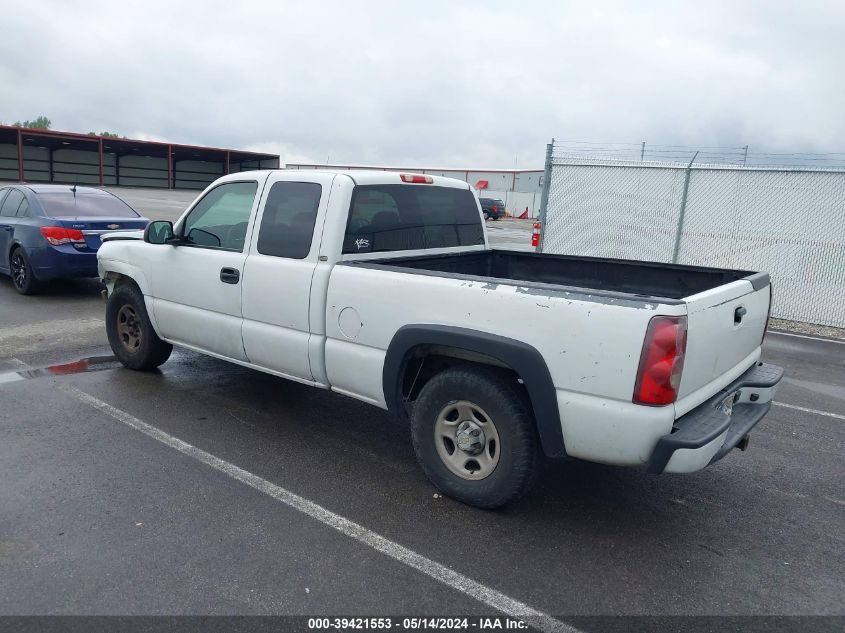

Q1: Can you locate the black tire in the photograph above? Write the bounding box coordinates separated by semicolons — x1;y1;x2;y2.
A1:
9;247;40;295
410;366;540;509
492;216;501;221
106;282;172;370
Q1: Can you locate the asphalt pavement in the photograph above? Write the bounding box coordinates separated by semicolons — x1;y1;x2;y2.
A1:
1;272;843;624
0;193;842;625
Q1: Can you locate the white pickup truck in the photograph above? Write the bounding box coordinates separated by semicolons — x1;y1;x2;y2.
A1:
98;170;783;508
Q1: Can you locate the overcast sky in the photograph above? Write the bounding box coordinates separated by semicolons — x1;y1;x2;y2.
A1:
2;0;843;168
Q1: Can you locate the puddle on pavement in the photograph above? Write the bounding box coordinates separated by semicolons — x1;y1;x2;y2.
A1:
0;355;120;384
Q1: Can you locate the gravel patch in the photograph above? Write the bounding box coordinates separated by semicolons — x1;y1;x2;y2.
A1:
769;317;845;341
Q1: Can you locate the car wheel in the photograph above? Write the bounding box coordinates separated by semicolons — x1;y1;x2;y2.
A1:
410;366;540;509
106;282;173;370
10;247;40;295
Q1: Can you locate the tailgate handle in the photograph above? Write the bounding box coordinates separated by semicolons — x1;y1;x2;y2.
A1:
734;305;747;324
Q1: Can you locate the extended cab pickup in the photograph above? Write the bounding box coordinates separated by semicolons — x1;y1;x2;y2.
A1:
98;170;783;508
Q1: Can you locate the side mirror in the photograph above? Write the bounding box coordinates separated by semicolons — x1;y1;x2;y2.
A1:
144;220;175;244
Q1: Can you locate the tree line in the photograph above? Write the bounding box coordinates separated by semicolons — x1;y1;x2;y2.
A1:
8;115;124;138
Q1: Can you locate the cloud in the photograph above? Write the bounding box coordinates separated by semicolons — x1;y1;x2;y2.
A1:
1;0;843;167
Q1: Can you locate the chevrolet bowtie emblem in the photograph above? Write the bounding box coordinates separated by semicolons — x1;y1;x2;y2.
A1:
107;224;120;229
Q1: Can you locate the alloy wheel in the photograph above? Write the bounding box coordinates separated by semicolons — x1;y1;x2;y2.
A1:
11;252;26;289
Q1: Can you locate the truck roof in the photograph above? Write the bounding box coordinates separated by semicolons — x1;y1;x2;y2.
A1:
230;169;472;189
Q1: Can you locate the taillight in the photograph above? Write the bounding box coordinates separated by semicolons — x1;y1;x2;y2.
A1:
633;315;687;406
492;204;498;213
40;226;86;246
399;173;433;184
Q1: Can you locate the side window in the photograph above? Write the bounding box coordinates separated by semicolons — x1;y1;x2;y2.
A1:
182;181;258;251
0;190;24;218
256;182;322;259
16;197;30;218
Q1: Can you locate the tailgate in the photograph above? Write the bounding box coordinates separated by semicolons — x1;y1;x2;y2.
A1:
677;275;771;405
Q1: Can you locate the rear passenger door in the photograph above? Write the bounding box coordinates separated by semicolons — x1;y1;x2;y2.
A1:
241;172;334;382
0;188;24;267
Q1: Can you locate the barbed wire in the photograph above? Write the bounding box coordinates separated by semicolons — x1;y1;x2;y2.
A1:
550;140;845;168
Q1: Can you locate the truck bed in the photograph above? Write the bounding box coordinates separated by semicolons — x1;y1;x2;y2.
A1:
345;250;767;302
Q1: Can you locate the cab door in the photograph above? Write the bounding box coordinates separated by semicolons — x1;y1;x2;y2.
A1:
240;172;334;382
149;177;265;361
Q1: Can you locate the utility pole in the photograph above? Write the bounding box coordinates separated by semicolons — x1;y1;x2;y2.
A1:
640;141;646;161
742;145;749;167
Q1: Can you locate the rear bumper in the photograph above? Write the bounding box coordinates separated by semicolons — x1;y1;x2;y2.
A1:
28;245;99;280
647;362;784;474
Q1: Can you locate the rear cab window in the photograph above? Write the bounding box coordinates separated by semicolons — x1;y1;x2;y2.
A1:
343;184;483;254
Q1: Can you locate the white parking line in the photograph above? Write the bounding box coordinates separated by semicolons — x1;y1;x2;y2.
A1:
773;401;845;420
768;331;845;345
0;318;105;355
7;357;31;370
0;357;30;383
0;318;104;342
59;384;577;633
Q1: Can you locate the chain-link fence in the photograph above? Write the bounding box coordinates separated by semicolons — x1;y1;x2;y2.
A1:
537;144;845;328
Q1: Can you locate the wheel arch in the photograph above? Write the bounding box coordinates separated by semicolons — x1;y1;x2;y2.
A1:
101;261;150;296
383;324;566;458
7;240;21;265
101;265;161;335
7;242;25;276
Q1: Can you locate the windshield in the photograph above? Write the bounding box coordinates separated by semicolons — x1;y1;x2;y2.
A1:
38;192;140;218
343;185;484;254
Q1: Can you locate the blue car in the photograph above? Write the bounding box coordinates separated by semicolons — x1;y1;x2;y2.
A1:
0;184;149;294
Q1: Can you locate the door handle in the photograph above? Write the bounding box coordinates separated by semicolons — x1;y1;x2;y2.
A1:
220;267;240;284
734;305;747;324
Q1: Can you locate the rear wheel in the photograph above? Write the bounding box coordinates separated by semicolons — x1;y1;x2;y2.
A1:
410;366;540;508
106;283;172;370
10;247;39;295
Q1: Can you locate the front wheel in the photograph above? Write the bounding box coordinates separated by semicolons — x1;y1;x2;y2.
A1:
106;283;172;370
410;366;540;508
